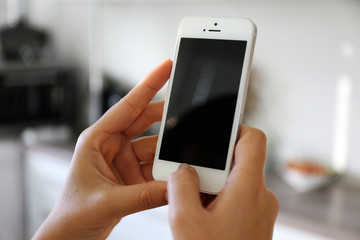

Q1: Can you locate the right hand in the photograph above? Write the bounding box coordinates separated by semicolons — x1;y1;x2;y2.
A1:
167;125;279;240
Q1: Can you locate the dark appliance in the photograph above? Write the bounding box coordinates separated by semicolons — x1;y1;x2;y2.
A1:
0;20;50;63
0;64;77;129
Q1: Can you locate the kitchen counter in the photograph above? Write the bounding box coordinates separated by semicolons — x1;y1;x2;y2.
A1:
266;172;360;240
24;137;360;239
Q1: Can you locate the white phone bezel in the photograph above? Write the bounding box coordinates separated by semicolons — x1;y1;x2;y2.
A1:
153;16;257;194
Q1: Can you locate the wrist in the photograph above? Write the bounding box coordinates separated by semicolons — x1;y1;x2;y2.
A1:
33;219;64;240
32;208;75;240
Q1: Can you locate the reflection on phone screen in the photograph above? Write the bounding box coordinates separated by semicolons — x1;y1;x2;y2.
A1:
160;38;247;170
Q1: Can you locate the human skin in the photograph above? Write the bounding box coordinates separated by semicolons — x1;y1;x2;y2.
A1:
33;58;278;240
33;59;173;240
168;125;279;240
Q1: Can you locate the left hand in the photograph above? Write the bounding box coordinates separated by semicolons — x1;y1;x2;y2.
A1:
33;59;173;240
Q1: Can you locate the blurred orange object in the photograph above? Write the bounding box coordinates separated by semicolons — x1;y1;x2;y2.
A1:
279;159;338;193
286;160;329;175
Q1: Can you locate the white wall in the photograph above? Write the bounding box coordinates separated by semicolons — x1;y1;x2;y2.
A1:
28;0;90;73
28;0;360;176
0;0;6;26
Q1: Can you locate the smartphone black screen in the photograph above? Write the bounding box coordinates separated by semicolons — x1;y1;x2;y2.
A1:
159;38;247;170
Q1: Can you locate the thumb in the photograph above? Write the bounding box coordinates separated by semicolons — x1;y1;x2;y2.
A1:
168;164;203;215
110;181;167;217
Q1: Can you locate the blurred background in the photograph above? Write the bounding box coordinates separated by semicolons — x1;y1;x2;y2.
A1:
0;0;359;239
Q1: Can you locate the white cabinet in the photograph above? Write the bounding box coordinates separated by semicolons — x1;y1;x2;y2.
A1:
0;139;23;240
24;144;72;239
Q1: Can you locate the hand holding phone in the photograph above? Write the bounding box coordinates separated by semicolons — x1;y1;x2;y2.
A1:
167;126;279;240
153;16;257;194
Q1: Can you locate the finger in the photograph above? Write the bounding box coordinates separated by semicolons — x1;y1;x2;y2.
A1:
141;162;155;181
114;143;146;185
108;181;167;217
232;125;267;182
235;125;266;180
113;136;158;184
94;59;172;134
221;125;267;202
132;135;158;163
125;101;164;138
168;164;203;215
266;189;279;220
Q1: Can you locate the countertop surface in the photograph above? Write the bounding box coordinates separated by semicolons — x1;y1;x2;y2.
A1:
266;172;360;240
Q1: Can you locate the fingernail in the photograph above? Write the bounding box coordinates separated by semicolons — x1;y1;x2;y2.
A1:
179;163;196;173
162;58;171;64
179;163;190;170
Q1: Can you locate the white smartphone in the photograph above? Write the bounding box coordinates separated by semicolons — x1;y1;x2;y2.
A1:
153;16;257;194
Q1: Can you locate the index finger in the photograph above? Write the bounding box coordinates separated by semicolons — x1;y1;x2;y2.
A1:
221;125;267;201
232;125;267;182
95;59;172;133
